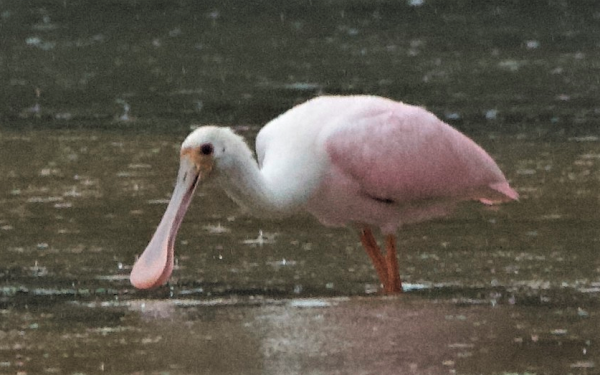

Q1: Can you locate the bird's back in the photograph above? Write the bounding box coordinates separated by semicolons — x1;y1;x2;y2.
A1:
255;96;517;230
255;96;394;209
325;100;516;203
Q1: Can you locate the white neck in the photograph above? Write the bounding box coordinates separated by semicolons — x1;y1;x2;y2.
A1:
215;145;300;218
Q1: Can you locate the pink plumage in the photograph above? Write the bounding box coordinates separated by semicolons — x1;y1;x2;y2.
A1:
258;95;517;232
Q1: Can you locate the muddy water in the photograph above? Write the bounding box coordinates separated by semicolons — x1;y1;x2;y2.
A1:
2;0;600;374
1;129;599;375
2;295;598;375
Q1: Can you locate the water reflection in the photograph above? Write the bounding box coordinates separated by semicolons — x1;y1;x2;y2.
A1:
2;294;597;374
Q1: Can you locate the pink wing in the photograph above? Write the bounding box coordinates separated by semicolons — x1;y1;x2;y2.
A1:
326;103;518;205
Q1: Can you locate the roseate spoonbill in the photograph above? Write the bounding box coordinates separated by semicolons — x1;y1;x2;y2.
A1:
130;95;518;293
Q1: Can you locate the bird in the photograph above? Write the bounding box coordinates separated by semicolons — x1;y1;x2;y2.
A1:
130;95;518;293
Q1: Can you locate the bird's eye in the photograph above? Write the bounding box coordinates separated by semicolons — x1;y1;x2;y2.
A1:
199;143;214;156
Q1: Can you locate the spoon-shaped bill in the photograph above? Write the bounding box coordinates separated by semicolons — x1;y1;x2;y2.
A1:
130;158;200;289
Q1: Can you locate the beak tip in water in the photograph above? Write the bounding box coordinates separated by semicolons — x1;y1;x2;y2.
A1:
129;257;173;290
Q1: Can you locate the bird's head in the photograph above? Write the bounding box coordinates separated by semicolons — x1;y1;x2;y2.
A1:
130;126;248;290
180;125;253;178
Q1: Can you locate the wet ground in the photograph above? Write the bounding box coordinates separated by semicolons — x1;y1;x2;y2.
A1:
1;1;600;374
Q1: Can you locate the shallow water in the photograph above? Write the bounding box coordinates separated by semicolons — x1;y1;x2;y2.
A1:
1;0;600;374
2;295;598;375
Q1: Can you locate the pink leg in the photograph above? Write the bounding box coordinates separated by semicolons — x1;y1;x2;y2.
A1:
384;234;402;293
359;228;403;294
360;227;389;289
